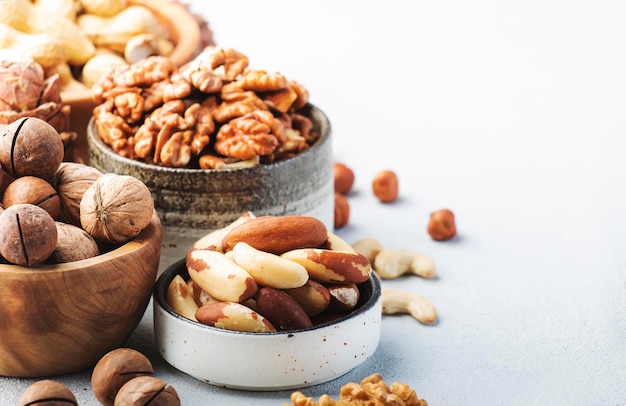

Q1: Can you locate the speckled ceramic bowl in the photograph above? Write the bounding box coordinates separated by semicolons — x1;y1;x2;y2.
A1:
153;258;382;391
87;104;333;242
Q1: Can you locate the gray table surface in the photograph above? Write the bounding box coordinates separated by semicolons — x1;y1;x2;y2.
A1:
2;0;626;404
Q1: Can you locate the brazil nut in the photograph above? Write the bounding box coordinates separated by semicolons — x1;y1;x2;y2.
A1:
281;249;372;284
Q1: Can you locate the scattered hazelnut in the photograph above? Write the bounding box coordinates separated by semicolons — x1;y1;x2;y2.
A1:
114;376;180;406
0;204;58;265
2;175;61;220
80;173;155;244
0;117;64;182
427;209;457;241
333;162;355;194
372;170;398;203
91;348;155;406
17;379;77;406
334;192;350;229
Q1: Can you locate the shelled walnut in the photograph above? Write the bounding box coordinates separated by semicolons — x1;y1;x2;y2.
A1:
91;46;319;169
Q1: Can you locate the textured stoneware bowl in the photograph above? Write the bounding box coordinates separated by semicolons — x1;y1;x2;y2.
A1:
0;212;162;377
61;0;202;162
153;258;382;391
87;104;334;241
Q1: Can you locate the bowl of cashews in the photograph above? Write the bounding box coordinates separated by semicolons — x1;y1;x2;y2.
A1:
153;213;382;391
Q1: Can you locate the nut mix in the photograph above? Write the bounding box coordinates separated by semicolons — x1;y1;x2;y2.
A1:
167;213;373;332
0;116;155;266
91;46;319;169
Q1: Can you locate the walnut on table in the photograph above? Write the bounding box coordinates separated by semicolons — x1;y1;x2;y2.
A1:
91;46;318;169
283;373;428;406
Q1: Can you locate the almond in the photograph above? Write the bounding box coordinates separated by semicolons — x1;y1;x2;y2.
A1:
221;215;328;255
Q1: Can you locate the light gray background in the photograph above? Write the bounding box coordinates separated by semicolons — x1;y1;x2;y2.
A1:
2;0;626;404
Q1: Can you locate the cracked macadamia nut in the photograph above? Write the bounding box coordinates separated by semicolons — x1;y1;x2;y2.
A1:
372;170;399;203
114;376;180;406
18;379;77;406
427;209;457;241
91;348;155;406
80;173;154;244
2;175;61;220
0;203;57;265
0;117;64;182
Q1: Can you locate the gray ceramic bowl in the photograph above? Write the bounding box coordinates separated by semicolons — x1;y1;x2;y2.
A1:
87;104;333;238
153;258;382;391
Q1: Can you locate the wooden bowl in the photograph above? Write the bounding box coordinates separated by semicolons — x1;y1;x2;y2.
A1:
62;0;202;162
0;212;162;377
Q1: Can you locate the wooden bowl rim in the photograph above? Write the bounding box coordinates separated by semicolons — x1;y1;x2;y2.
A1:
0;211;161;276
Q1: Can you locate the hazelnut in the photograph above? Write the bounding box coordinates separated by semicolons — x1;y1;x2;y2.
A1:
334;192;350;229
114;376;180;406
0;117;64;182
0;203;57;265
80;173;155;244
17;379;77;406
333;162;355;194
2;175;61;220
91;348;155;406
50;222;100;263
427;209;457;241
372;170;399;203
52;162;103;226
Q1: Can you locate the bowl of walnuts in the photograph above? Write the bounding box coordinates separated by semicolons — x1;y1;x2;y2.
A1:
153;213;382;390
0;117;162;377
86;46;334;242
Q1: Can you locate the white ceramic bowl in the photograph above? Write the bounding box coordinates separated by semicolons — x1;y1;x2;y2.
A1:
153;258;382;391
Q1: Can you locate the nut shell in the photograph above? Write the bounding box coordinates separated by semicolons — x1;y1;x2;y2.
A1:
50;221;100;263
52;162;103;226
18;379;77;406
2;175;61;220
114;376;180;406
79;173;155;244
91;348;155;406
0;117;64;181
0;203;57;265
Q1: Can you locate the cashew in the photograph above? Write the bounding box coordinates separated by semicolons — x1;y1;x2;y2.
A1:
382;288;437;324
231;241;309;289
351;237;384;264
373;248;436;279
166;274;198;321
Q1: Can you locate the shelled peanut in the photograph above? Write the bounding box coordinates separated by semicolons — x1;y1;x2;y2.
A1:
0;116;155;266
167;213;373;332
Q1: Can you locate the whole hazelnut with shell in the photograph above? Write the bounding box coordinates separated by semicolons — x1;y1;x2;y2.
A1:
80;173;155;244
52;162;103;226
2;175;61;220
18;379;77;406
0;203;57;265
91;348;155;406
0;117;64;182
